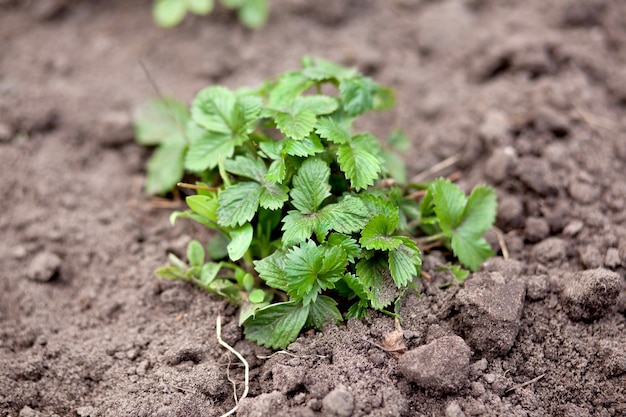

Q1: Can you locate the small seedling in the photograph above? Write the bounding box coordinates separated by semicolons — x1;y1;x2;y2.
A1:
152;0;268;29
136;58;497;349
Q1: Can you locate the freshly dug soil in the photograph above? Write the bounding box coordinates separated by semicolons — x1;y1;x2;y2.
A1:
1;0;625;416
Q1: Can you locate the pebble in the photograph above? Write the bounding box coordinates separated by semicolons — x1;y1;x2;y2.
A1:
455;272;525;357
322;385;354;417
563;220;584;237
19;406;37;417
27;251;61;282
398;335;471;394
560;268;621;321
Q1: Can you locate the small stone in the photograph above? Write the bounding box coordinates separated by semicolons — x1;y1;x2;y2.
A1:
524;217;550;243
11;245;28;259
19;406;37;417
484;373;496;384
531;238;568;265
604;248;621;268
445;401;466;417
563;220;584;237
455;272;525;357
398;336;471;394
560;268;621;321
322;385;354;417
27;251;61;282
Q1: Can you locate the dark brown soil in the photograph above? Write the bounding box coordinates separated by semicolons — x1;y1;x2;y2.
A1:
2;1;626;416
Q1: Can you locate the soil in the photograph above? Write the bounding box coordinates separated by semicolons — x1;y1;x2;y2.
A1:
1;0;626;416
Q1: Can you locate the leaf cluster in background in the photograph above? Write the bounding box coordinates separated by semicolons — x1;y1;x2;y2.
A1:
135;58;498;349
152;0;268;29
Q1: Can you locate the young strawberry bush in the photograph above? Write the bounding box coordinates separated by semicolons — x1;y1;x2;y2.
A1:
134;58;497;349
153;0;268;29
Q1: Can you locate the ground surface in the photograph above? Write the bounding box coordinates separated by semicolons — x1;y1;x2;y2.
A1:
1;0;626;416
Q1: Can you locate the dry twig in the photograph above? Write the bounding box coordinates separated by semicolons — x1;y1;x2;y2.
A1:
217;315;249;417
505;374;545;394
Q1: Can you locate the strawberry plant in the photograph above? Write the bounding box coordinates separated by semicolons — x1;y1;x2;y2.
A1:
152;0;268;29
136;58;497;349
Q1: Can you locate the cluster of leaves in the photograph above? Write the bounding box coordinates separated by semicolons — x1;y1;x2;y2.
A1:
136;58;497;349
153;0;268;29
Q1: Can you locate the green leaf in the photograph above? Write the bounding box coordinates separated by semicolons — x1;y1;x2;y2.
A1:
317;196;370;235
372;85;396;111
145;141;186;195
243;302;310;349
217;182;261;227
186;194;218;222
431;179;467;234
301;57;357;82
188;0;214;14
275;110;317;140
337;135;382;191
388;239;420;287
387;129;409;153
290;158;331;214
306;295;342;330
208;234;230;260
223;156;266;181
340;76;376;116
451;234;494;272
259;140;283;160
283;135;324;157
430;180;497;271
227;223;253;261
460;186;498;236
199;262;222;286
254;250;288;291
281;211;317;247
315;117;351;144
187;240;205;267
133;97;189;145
192;86;260;135
382;150;407;185
269;71;314;108
342;272;368;302
356;256;398;310
238;0;268;29
248;289;267;304
360;213;401;251
153;0;187;28
327;233;361;263
292;96;338;115
259;181;289;210
284;241;347;305
156;265;186;280
265;158;286;183
185;130;235;171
